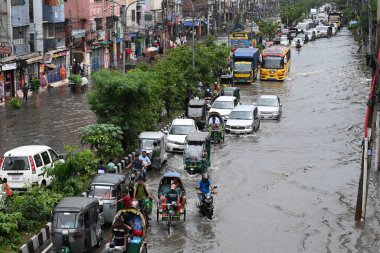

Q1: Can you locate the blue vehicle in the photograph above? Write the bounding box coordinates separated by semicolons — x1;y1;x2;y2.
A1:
233;48;260;83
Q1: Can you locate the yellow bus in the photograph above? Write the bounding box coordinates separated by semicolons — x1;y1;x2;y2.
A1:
230;30;258;48
259;45;291;81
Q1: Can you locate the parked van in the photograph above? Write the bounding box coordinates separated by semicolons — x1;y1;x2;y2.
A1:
0;145;63;189
225;105;260;134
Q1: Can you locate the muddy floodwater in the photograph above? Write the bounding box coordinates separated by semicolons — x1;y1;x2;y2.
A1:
2;28;379;252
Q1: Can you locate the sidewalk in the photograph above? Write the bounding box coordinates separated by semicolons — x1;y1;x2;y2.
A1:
0;79;69;106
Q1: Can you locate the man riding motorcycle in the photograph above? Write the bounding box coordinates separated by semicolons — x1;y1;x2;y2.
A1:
196;173;213;205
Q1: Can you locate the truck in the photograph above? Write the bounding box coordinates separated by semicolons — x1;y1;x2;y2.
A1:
328;12;343;28
232;48;260;84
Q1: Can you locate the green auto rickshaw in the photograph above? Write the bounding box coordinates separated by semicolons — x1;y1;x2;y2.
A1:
183;132;211;174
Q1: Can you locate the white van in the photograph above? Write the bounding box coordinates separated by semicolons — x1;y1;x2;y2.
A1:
0;145;63;189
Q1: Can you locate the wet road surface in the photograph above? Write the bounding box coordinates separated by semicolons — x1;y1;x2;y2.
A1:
2;28;377;252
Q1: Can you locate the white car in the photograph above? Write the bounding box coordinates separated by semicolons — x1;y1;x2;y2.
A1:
209;96;239;121
0;145;64;189
280;36;289;46
256;95;282;120
165;118;198;152
225;105;260;134
310;28;321;38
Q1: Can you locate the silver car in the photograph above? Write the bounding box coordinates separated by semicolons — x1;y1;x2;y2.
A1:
225;105;260;134
256;95;282;120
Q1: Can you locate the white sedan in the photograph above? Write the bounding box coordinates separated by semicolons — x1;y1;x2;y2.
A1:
255;95;282;120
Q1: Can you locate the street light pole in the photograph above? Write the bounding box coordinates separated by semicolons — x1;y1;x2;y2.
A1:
123;0;142;74
191;0;195;70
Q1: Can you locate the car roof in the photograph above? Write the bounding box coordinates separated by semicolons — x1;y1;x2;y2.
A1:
172;118;195;125
232;104;255;111
4;145;52;156
214;96;236;102
186;131;210;141
139;131;165;139
55;197;98;212
259;95;279;99
91;173;126;185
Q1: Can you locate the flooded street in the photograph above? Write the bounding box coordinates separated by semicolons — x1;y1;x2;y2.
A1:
1;28;378;252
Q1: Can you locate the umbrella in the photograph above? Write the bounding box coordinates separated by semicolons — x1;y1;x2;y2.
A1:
146;47;158;52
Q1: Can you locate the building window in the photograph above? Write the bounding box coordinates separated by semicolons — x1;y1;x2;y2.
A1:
94;0;101;2
45;24;55;38
13;27;26;45
95;18;102;30
55;24;64;38
11;0;25;5
131;10;135;22
29;0;34;23
30;33;35;52
137;11;141;25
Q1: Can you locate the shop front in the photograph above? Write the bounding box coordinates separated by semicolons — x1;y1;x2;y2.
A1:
45;49;69;83
26;55;43;84
1;62;17;98
91;45;105;72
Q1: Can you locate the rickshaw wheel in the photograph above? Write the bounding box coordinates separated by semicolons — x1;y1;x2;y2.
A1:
142;243;148;253
156;208;159;223
183;210;186;221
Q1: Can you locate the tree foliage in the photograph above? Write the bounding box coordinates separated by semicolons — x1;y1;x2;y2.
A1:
255;20;278;39
80;124;124;160
88;69;163;147
0;211;22;249
46;145;96;196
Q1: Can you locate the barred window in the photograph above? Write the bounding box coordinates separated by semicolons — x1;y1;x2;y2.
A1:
13;27;25;45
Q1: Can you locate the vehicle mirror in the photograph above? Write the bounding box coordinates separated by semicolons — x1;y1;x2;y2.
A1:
81;191;88;197
284;56;288;63
58;154;64;159
279;103;282;106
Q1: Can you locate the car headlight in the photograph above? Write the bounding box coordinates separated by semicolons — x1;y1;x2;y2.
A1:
273;111;279;115
246;125;252;129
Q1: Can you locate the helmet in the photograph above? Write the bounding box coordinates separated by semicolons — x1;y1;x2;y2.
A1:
153;140;158;146
206;89;210;92
202;173;209;180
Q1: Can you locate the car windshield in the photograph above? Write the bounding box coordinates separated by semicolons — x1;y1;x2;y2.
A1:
188;107;203;117
212;101;234;109
184;144;204;161
261;56;284;69
2;157;29;171
89;185;116;200
234;63;251;72
170;125;196;135
229;111;252;120
140;139;155;150
257;98;279;107
54;212;81;229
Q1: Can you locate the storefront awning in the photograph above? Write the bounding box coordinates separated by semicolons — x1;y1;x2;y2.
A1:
26;55;43;64
45;63;57;69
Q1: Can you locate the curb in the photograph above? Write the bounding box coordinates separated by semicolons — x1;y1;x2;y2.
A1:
19;222;51;253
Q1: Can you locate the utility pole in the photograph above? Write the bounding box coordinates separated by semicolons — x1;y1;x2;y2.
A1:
191;0;195;70
123;0;142;74
113;0;117;69
377;0;380;52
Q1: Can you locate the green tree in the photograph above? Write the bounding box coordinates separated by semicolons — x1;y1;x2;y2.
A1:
0;211;22;249
80;124;124;160
88;69;163;147
46;145;96;196
256;20;278;39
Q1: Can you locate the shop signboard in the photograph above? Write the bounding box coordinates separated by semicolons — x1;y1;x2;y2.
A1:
0;45;12;55
1;63;17;71
53;51;68;58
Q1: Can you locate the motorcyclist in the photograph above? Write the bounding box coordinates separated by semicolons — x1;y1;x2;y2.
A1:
126;154;143;179
196;173;213;205
204;88;213;98
296;39;301;48
133;176;153;220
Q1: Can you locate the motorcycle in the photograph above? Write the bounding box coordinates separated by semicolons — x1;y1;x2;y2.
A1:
197;186;217;220
128;167;143;197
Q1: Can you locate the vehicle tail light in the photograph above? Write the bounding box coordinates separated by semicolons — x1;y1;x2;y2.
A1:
28;156;36;174
0;156;3;170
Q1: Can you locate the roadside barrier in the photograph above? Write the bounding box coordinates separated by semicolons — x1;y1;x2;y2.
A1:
19;223;52;253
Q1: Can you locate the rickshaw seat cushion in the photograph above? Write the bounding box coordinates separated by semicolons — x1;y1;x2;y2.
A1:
132;230;144;237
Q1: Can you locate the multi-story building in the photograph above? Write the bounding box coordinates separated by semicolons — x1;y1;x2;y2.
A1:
42;0;69;83
65;0;121;74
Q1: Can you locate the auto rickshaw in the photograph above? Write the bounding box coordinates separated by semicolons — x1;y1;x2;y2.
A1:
207;112;225;144
52;197;103;253
138;131;168;169
220;87;240;104
220;73;234;88
157;171;186;234
187;99;207;130
183;132;211;174
103;207;148;253
88;174;126;224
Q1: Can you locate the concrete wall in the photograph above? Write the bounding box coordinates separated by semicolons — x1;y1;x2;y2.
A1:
11;0;29;27
0;0;13;57
27;0;44;54
43;3;64;23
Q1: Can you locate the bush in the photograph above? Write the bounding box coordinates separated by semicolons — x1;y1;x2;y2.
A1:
8;188;63;231
30;77;41;94
68;74;82;86
46;145;96;196
8;97;21;110
0;211;22;248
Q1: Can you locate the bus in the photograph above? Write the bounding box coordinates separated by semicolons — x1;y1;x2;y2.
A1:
230;30;257;48
260;45;291;81
328;12;343;28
